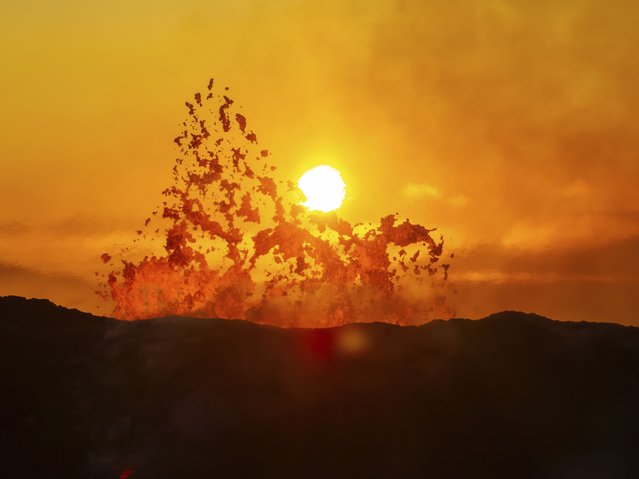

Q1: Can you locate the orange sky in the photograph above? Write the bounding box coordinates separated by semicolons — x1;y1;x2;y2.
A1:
1;0;638;324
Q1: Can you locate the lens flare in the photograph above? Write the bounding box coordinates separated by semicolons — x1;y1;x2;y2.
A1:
298;165;346;213
98;79;453;327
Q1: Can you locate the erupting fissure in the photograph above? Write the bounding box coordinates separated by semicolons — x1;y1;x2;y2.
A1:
99;80;453;326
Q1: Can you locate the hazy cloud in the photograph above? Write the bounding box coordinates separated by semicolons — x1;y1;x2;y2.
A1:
0;262;104;314
449;235;639;323
448;194;469;208
403;183;442;199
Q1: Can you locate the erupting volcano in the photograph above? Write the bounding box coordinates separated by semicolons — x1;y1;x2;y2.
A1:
99;80;452;326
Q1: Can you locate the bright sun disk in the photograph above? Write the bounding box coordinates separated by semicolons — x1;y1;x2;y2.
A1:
298;165;346;213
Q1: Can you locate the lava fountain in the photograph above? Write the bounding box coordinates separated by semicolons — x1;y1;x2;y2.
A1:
99;79;453;327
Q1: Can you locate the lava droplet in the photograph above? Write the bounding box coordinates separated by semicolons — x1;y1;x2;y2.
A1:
99;79;453;327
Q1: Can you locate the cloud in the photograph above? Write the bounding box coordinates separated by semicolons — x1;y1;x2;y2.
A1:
455;270;634;285
501;223;556;248
560;179;592;201
305;0;639;244
448;194;469;208
0;222;31;235
450;278;639;325
0;216;139;238
403;184;469;208
448;235;639;323
403;183;442;199
456;235;639;276
0;262;105;314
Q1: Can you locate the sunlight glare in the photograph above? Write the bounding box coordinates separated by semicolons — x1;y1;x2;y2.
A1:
298;165;346;212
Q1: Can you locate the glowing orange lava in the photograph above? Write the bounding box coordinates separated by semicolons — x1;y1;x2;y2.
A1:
99;80;453;327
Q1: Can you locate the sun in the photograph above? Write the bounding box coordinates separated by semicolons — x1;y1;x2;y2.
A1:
298;165;346;213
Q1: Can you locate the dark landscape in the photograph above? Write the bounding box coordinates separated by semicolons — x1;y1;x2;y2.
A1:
2;296;639;478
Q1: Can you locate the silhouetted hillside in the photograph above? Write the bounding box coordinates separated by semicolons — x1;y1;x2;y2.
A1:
2;296;639;478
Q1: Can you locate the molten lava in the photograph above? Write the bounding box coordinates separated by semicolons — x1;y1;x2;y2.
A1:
99;80;452;326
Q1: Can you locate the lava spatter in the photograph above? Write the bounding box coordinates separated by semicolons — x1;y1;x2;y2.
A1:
100;80;453;326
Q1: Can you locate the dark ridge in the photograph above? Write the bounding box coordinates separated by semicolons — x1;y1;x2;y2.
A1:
2;296;639;478
0;295;112;322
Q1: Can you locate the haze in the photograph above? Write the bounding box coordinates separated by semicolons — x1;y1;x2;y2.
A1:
1;0;638;324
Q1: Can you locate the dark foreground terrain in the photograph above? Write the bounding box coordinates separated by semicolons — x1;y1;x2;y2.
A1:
1;296;639;478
